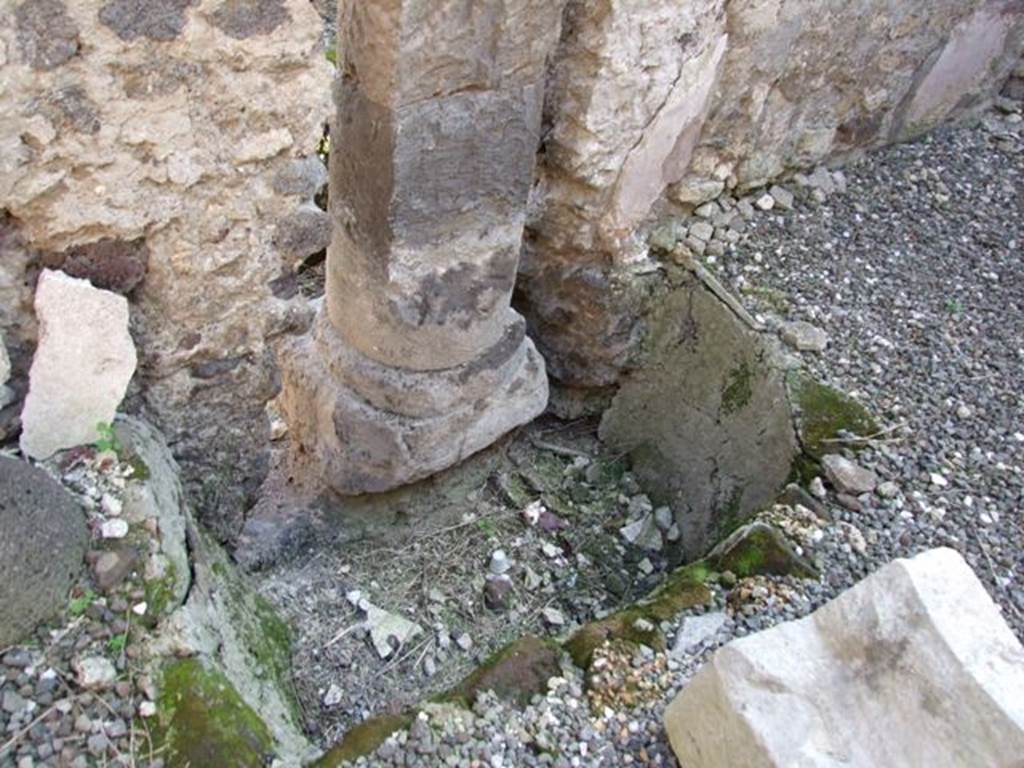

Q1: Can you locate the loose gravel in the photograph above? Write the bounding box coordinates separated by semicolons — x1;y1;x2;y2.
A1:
727;104;1024;641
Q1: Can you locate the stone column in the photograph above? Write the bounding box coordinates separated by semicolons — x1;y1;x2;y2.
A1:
280;0;560;494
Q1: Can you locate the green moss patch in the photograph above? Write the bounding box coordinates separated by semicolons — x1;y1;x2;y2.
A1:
711;522;818;580
721;360;754;416
565;562;712;669
154;658;274;768
315;713;414;768
788;372;879;459
142;562;180;625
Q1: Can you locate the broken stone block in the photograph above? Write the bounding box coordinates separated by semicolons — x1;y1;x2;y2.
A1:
665;548;1024;767
780;320;828;353
365;604;423;660
600;274;798;561
0;456;88;647
20;270;136;460
821;454;878;495
619;515;663;552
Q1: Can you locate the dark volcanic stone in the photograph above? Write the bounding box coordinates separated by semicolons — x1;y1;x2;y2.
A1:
0;456;88;647
15;0;79;70
42;238;149;295
209;0;291;39
98;0;195;41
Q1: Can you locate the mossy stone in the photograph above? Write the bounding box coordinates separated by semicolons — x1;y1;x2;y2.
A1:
788;372;879;459
565;562;712;668
600;282;798;561
154;658;274;768
315;713;414;767
444;635;563;708
317;637;561;765
710;522;819;580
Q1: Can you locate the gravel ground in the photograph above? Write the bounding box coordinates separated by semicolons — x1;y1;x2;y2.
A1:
727;104;1024;640
0;449;162;768
328;104;1024;766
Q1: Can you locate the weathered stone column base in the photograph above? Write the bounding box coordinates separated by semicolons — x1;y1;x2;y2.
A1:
279;312;548;495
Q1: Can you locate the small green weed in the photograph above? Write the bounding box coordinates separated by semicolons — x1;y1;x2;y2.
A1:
475;518;498;540
945;298;964;316
69;589;97;617
94;421;121;455
107;633;128;655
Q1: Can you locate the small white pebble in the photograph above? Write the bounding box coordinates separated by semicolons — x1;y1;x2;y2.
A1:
100;518;129;539
138;701;157;718
132;602;147;616
100;494;123;517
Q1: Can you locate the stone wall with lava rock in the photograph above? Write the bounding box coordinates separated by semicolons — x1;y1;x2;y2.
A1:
0;0;332;537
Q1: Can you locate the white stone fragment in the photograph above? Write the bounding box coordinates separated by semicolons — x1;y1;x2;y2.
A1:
20;271;136;460
542;607;565;627
73;656;117;690
670;612;727;658
364;604;423;660
780;321;828;353
665;548;1024;768
489;549;511;575
100;494;123;517
522;499;545;527
541;542;562;559
322;684;343;707
755;193;775;211
100;518;129;540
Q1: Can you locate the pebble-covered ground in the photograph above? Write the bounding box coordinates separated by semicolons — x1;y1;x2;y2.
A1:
727;104;1024;640
0;449;162;768
7;103;1016;768
323;103;1023;766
